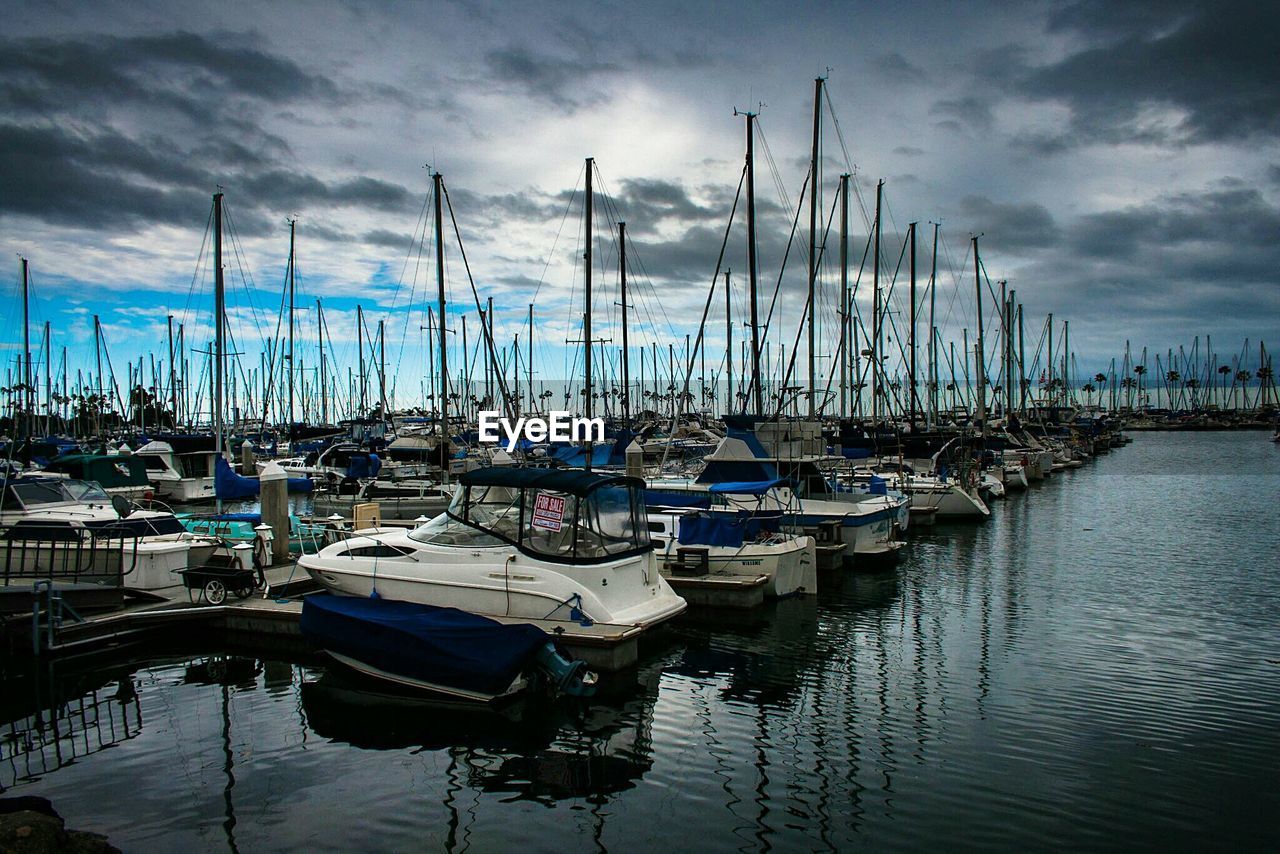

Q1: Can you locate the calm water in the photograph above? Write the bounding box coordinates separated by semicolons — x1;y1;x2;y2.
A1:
3;432;1278;851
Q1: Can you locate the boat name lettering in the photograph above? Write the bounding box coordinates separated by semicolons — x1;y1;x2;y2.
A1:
477;410;606;451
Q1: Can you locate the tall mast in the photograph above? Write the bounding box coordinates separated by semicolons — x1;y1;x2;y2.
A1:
1006;288;1016;417
583;157;594;426
908;222;918;424
619;220;630;423
357;304;365;416
44;321;51;434
724;270;732;414
167;314;177;421
807;76;823;416
317;299;328;423
871;179;882;423
928;222;939;427
527;303;534;416
973;235;986;436
378;318;387;419
743;110;763;416
213;192;226;455
839;174;849;418
1017;302;1026;414
21;257;31;436
433;170;448;483
285;217;296;426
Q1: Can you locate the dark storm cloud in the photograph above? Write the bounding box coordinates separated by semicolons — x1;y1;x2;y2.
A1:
930;96;996;135
878;52;927;84
0;124;200;227
362;229;415;251
0;30;413;235
1011;181;1280;341
957;196;1058;251
893;146;925;157
241;171;413;213
483;45;620;111
1019;0;1280;148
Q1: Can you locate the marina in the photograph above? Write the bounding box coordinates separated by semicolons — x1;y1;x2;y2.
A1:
1;432;1276;850
2;1;1279;850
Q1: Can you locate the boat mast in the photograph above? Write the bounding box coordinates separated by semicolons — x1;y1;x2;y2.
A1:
807;77;823;416
839;173;849;419
527;303;534;416
929;222;939;428
908;222;918;425
973;235;986;437
357;304;366;417
213;193;226;458
725;270;732;414
871;179;882;424
379;319;387;420
583;157;594;469
21;257;31;437
433;170;448;483
741;109;763;416
287;217;296;427
317;299;328;423
619;220;630;424
44;321;51;434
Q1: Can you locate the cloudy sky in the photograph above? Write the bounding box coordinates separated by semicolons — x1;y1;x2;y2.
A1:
1;0;1276;414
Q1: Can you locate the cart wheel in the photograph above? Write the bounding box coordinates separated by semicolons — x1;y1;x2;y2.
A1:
204;579;227;605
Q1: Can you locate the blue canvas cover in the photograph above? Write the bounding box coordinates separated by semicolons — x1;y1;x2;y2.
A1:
215;456;314;499
706;479;786;495
677;513;745;548
300;593;550;697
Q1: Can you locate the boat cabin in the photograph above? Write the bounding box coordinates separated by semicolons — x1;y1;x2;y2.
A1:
408;468;651;563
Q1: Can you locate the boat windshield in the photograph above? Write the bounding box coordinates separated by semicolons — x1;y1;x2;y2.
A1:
8;480;79;508
409;478;650;562
62;480;112;503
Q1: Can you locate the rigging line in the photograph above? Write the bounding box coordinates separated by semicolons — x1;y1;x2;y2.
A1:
822;86;872;232
774;184;843;415
680;164;748;402
441;180;516;420
758;171;810;348
532;162;586;306
176;204;215;332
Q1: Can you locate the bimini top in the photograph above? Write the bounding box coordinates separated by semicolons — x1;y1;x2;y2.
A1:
460;467;642;498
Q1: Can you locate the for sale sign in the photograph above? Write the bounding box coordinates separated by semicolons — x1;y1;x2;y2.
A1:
531;493;566;531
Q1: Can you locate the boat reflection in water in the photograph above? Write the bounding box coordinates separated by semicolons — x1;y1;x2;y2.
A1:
300;669;656;803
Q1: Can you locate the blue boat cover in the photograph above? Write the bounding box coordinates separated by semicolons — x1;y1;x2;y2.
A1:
677;512;782;548
707;479;786;495
868;475;888;495
346;452;382;479
644;489;712;509
300;593;550;697
215;456;314;499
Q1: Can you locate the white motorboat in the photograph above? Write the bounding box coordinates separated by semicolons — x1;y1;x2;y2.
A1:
299;468;687;633
1;476;222;591
134;439;218;502
647;509;817;598
311;478;454;521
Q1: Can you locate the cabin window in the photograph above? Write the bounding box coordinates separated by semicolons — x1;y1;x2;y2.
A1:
582;485;647;557
339;544;416;558
140;456;169;471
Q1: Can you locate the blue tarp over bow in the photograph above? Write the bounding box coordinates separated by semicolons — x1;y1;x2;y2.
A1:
300;593;550;697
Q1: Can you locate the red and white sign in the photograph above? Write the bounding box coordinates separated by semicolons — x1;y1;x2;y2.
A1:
531;493;566;531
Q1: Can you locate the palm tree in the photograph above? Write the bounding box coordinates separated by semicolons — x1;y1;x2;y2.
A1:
1218;364;1232;408
1082;382;1096;406
1133;365;1147;409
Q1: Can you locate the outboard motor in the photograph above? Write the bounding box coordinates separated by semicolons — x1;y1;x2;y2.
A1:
534;644;598;698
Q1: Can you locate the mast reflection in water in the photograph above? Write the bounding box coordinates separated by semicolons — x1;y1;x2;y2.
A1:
1;432;1277;850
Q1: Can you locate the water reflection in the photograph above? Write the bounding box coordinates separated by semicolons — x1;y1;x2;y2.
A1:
1;434;1277;849
0;660;143;792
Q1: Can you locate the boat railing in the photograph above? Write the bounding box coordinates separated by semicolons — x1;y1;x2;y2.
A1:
2;524;138;587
